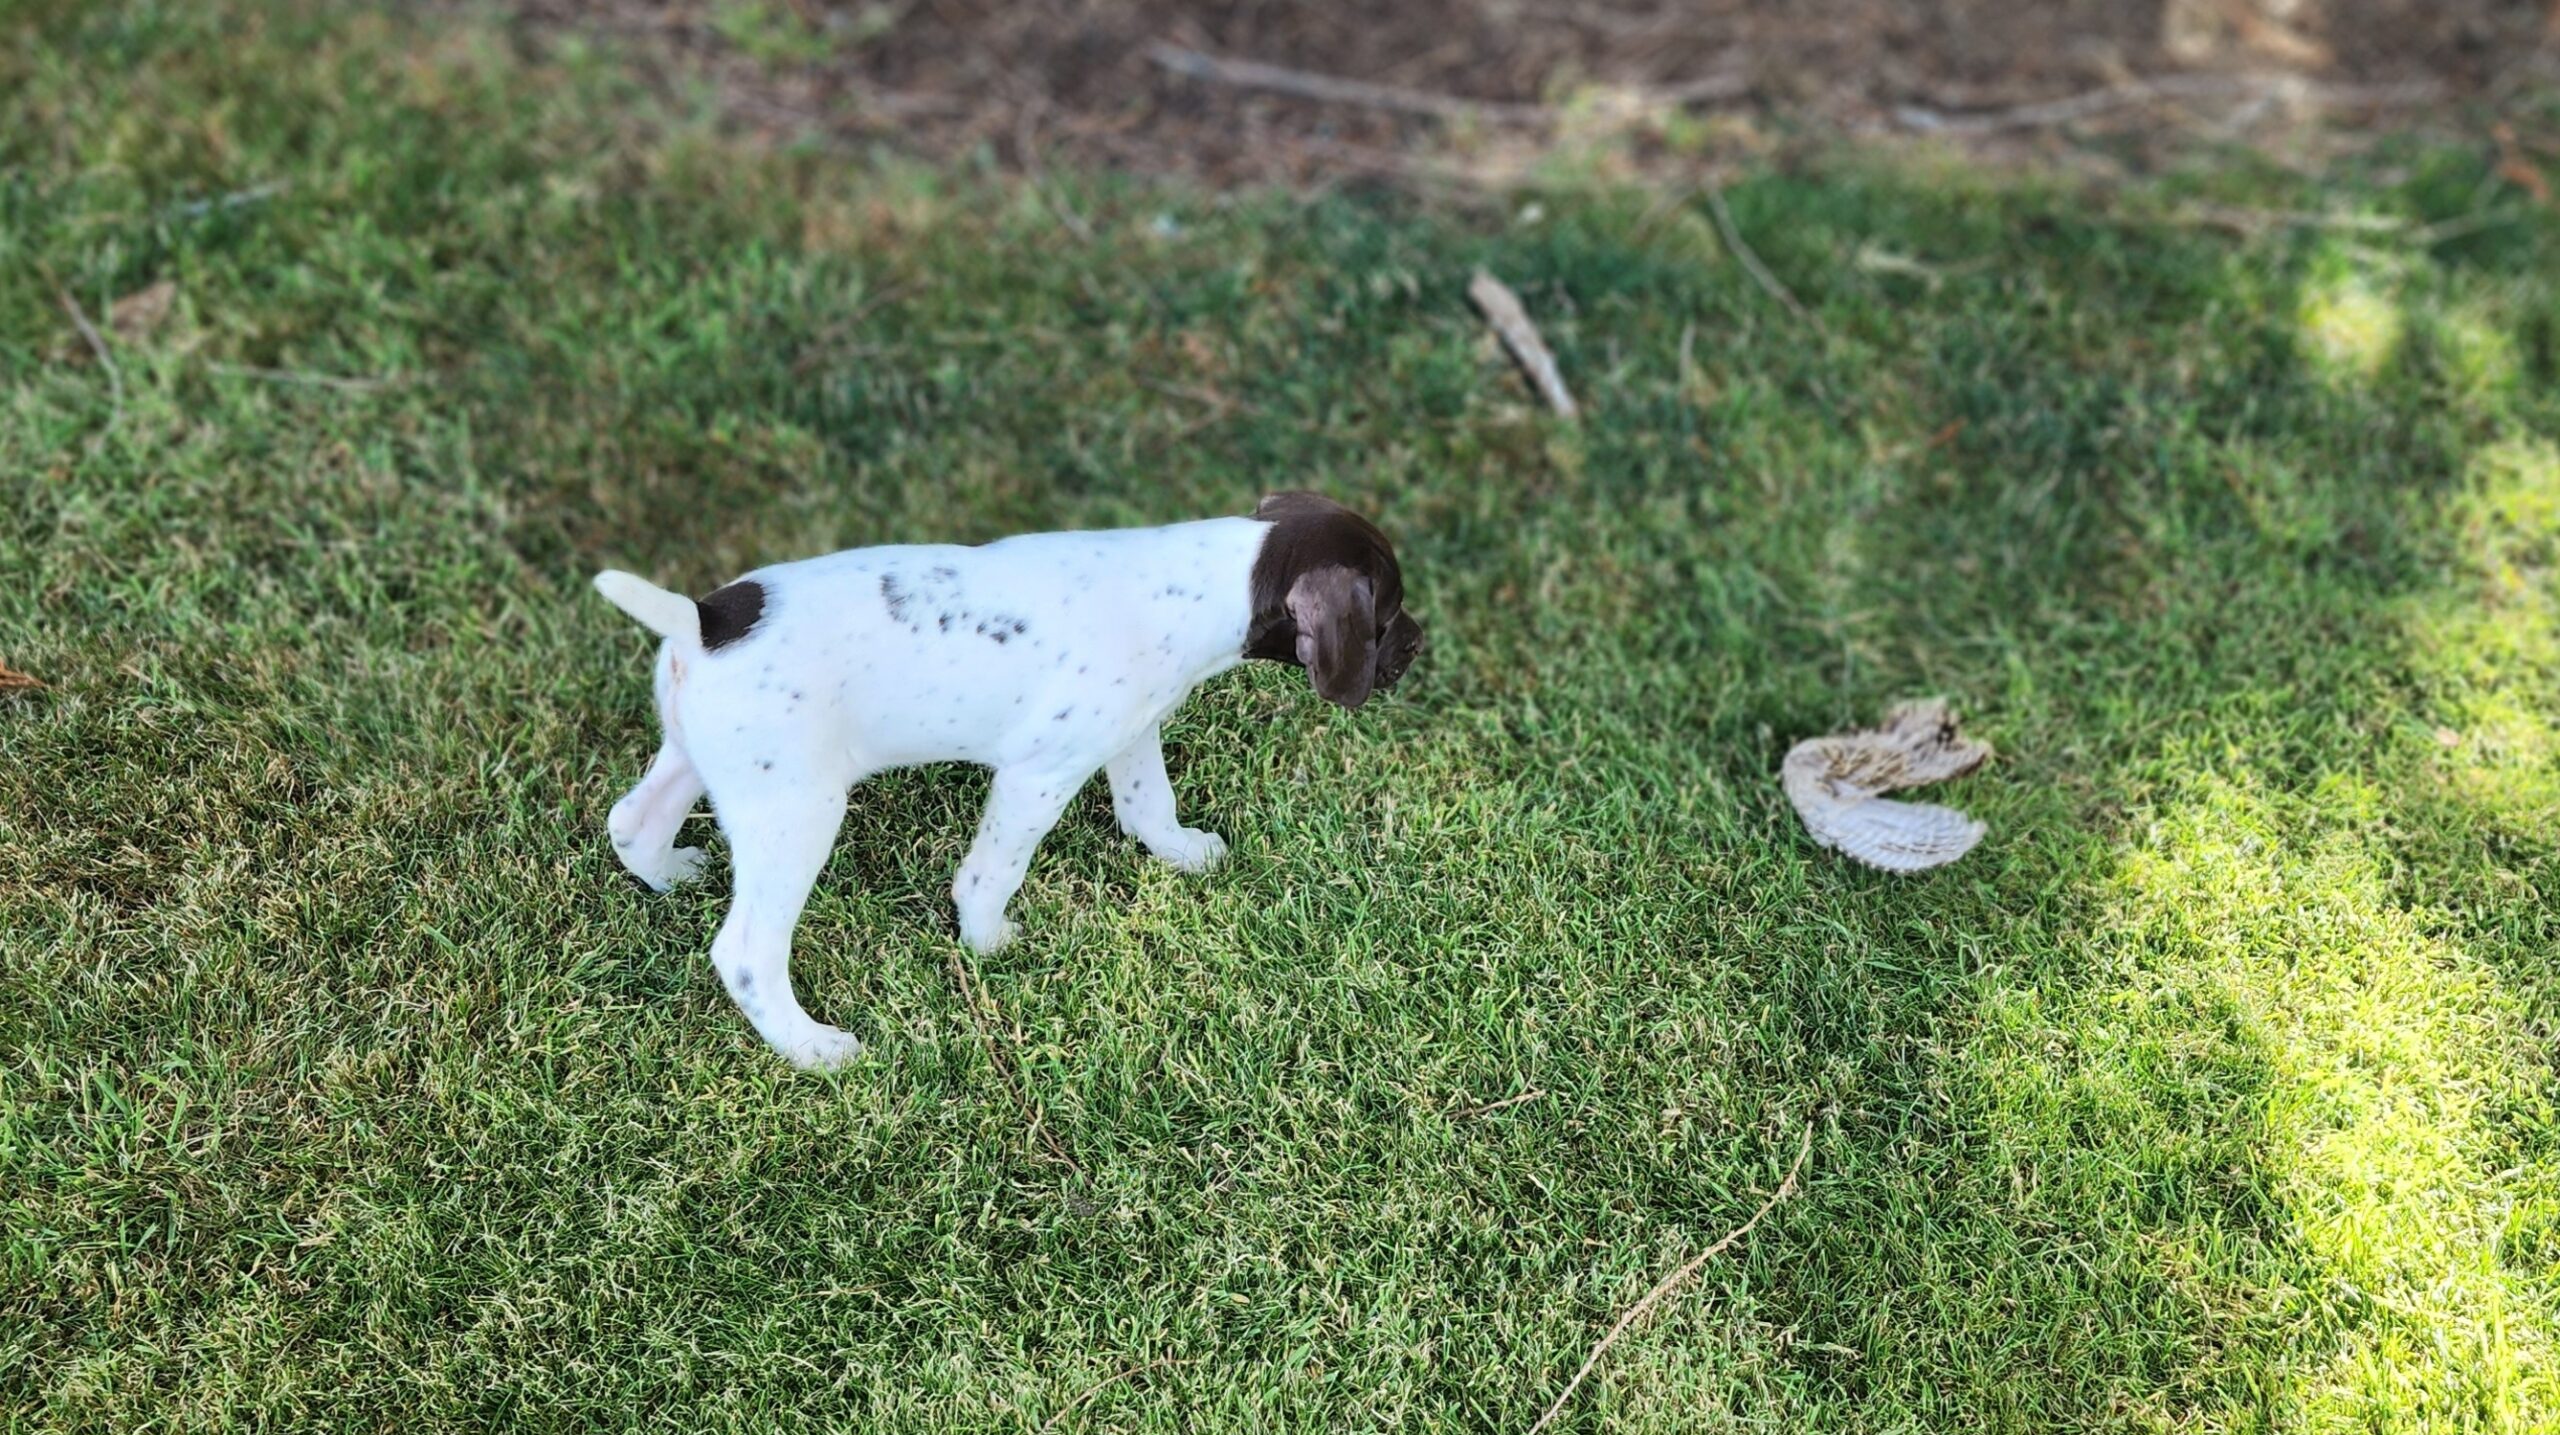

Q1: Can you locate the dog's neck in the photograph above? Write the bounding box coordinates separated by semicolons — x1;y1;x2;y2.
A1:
1114;515;1274;684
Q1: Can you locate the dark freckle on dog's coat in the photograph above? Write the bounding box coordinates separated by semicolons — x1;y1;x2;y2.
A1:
696;579;767;652
930;565;957;581
880;574;913;621
757;759;774;771
1053;707;1072;721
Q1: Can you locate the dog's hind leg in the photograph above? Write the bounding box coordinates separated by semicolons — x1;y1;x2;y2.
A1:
608;646;710;890
706;784;862;1071
609;740;709;890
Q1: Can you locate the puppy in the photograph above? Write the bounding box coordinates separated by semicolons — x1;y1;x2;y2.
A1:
594;492;1424;1069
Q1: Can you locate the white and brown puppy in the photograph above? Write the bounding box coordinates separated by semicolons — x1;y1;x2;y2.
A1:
594;492;1424;1069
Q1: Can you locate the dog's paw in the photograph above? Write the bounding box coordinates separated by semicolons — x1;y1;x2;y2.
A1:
625;845;709;893
1156;828;1229;875
776;1024;865;1072
655;846;710;889
959;913;1019;956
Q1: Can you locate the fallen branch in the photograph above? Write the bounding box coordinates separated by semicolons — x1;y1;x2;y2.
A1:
1041;1356;1184;1431
1702;183;1817;331
946;948;1080;1171
1147;42;1746;125
1895;72;2444;136
0;659;45;692
1528;1123;1814;1435
1468;270;1578;418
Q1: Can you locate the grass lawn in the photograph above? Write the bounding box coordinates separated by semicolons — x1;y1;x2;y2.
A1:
6;4;2560;1430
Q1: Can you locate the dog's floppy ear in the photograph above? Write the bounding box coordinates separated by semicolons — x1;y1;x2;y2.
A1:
1285;565;1378;710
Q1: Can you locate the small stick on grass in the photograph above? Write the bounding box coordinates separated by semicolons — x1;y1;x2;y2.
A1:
58;291;124;435
1468;270;1578;418
1701;183;1818;332
1147;42;1550;125
0;659;46;692
166;179;291;222
1894;72;2442;137
1015;95;1094;242
1455;1087;1544;1119
204;362;398;393
946;948;1080;1171
1041;1355;1184;1431
1146;41;1746;125
1527;1122;1814;1435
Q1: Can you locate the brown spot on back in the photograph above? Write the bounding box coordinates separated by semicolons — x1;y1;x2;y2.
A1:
697;579;767;652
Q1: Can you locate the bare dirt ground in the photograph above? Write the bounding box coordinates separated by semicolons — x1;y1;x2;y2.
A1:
514;1;2560;185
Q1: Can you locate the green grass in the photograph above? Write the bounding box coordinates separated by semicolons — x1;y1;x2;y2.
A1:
6;4;2560;1430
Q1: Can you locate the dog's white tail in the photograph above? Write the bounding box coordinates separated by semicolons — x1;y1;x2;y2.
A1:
593;570;702;647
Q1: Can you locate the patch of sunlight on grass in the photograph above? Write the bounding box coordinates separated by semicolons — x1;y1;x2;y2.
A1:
2399;437;2560;833
2115;772;2560;1431
2426;302;2524;405
2298;272;2404;384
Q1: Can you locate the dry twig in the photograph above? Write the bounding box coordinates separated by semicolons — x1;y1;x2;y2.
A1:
1468;270;1578;418
946;948;1080;1171
204;362;398;393
1455;1087;1545;1119
1528;1122;1814;1435
1148;42;1552;124
1147;42;1744;125
1701;184;1817;331
57;291;123;435
1015;94;1095;241
2169;203;2408;236
167;179;292;221
1895;72;2443;136
0;659;46;692
1041;1356;1184;1431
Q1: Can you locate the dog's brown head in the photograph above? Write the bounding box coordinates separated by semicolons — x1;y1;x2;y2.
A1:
1245;491;1425;710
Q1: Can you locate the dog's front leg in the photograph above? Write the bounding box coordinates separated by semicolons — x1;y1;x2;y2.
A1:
951;764;1085;953
1105;725;1228;873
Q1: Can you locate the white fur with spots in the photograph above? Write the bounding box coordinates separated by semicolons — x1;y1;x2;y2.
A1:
595;517;1273;1070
